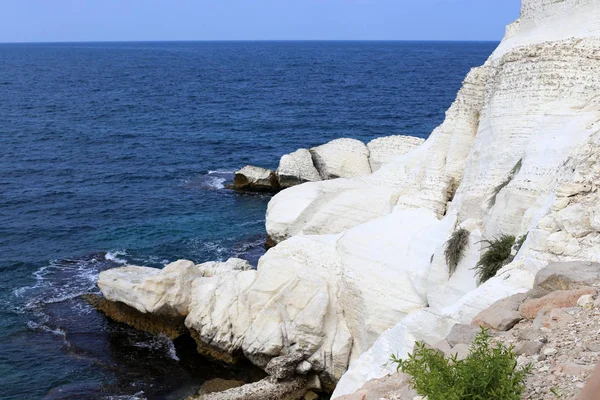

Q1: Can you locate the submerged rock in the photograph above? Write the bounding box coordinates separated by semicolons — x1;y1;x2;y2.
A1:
232;165;280;192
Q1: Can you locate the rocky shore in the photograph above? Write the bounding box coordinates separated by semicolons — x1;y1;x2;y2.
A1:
231;136;424;193
92;0;600;398
338;262;600;399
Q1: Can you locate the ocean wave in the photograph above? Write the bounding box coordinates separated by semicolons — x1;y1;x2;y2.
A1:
183;169;235;190
206;175;226;190
105;250;128;265
26;319;70;347
207;169;236;175
103;392;146;400
13;252;121;320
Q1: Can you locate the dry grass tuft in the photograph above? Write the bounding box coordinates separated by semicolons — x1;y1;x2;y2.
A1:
474;235;515;284
488;159;523;208
445;228;470;276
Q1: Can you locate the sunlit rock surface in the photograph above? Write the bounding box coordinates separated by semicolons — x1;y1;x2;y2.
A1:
98;0;600;397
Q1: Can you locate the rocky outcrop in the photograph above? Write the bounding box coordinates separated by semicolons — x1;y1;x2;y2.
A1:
234;136;425;193
98;260;204;317
266;63;488;243
309;138;371;179
276;149;322;189
232;166;280;192
340;264;600;399
367;135;425;172
98;0;600;398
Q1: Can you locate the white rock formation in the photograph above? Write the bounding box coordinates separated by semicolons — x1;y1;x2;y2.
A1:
98;0;600;397
266;64;488;243
366;135;425;172
98;259;251;317
310;138;371;180
276;148;322;189
233;165;279;192
98;260;200;316
332;0;600;395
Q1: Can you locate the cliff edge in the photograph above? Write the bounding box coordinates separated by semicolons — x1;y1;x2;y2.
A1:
95;0;600;398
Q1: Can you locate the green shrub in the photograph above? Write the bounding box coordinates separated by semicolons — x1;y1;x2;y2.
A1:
474;235;515;284
488;159;523;208
391;327;531;400
445;228;470;276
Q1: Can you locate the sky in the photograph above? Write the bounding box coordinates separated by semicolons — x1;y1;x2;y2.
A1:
0;0;522;43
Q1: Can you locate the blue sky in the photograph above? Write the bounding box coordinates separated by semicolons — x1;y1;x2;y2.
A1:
1;0;521;43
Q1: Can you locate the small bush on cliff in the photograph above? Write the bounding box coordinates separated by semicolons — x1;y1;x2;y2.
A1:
474;235;515;284
488;159;523;208
445;228;470;276
391;327;531;400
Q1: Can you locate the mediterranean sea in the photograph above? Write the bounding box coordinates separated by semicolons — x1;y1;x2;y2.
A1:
0;41;496;399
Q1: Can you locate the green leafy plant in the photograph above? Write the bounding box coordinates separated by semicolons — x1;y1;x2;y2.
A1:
488;159;523;208
391;327;531;400
445;228;470;276
474;235;515;284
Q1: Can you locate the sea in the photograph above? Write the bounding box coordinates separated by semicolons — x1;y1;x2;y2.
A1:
0;41;497;399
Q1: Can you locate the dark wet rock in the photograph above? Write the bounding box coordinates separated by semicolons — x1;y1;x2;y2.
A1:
84;294;187;339
232;166;280;192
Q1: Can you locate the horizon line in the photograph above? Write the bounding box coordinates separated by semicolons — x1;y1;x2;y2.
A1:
0;39;502;45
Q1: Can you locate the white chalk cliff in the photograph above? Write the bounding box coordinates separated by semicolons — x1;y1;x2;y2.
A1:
97;0;600;397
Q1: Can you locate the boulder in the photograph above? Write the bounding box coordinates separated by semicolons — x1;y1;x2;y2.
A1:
265;353;304;380
276;149;322;189
232;165;279;192
445;324;480;347
449;343;471;361
367;135;425;172
191;376;309;400
519;288;598;319
529;262;600;298
310;138;371;179
334;372;415;400
471;293;527;331
514;341;544;356
98;260;203;317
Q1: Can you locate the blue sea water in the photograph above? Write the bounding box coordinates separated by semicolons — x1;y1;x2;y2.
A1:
0;41;496;399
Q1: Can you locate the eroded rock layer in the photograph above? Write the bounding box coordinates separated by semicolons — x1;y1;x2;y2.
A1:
97;0;600;398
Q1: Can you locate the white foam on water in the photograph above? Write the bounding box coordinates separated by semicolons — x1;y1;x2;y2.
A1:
105;250;128;265
183;169;235;190
206;176;226;190
103;392;146;400
133;334;180;361
26;318;70;347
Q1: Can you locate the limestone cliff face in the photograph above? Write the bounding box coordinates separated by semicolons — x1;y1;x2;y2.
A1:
331;1;600;396
97;0;600;397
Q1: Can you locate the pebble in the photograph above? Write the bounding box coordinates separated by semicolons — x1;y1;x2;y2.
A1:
544;347;558;356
